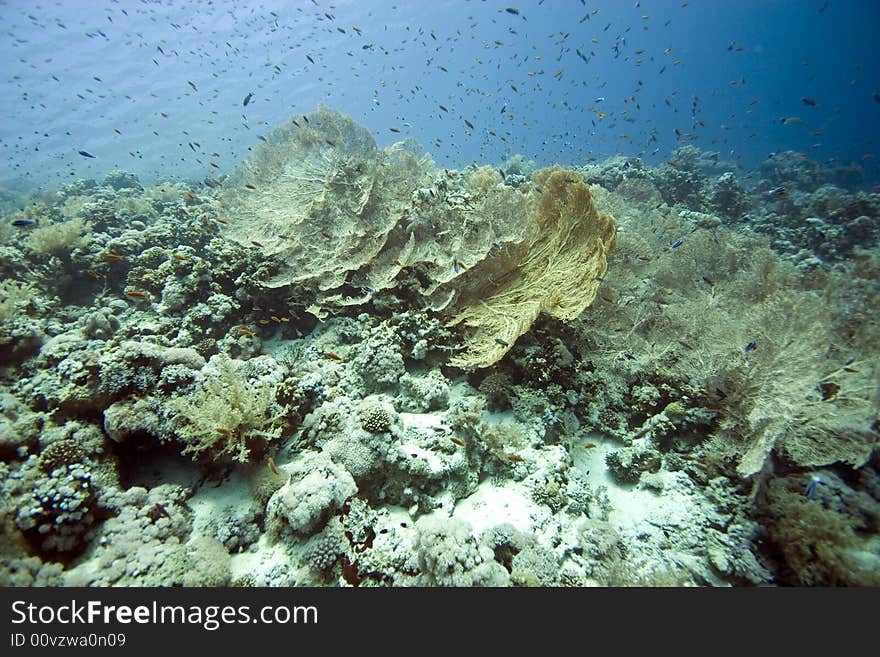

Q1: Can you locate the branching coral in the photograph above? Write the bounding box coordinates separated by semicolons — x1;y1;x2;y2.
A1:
447;167;617;368
26;217;90;256
760;477;880;586
169;355;285;462
0;279;34;325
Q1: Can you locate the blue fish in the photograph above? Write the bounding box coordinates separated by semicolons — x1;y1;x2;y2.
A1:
12;219;36;227
670;238;684;250
78;150;96;158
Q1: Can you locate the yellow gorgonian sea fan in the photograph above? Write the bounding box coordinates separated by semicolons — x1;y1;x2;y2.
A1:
446;166;617;368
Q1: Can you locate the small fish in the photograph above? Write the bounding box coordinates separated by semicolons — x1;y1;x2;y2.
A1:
251;240;264;247
267;456;281;476
450;437;465;447
103;251;125;261
243;92;254;106
506;454;525;463
187;80;198;92
801;97;818;106
325;351;343;361
171;254;190;261
389;127;401;133
11;219;35;227
767;185;787;199
744;340;758;354
504;7;520;15
669;238;684;250
805;475;823;498
78;150;96;158
216;427;233;437
780;116;803;125
237;327;256;337
124;289;150;302
464;119;474;129
244;183;257;190
583;443;597;449
494;338;510;347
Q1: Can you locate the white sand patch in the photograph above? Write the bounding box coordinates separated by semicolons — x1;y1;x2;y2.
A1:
187;471;252;529
452;480;549;537
571;434;698;535
229;535;291;582
399;411;446;431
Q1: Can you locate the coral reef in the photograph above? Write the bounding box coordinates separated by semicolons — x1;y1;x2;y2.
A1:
0;108;877;588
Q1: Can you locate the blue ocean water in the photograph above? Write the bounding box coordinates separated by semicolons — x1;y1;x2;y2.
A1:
1;0;878;188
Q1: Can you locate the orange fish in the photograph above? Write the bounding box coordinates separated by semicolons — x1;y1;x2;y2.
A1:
124;289;149;301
